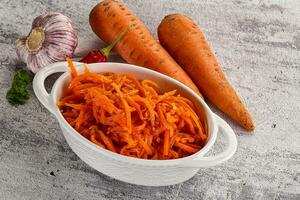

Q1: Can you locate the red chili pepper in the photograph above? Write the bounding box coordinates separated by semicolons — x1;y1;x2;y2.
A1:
80;24;135;64
79;50;108;63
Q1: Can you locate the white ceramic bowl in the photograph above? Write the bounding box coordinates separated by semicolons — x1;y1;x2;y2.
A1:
33;62;237;186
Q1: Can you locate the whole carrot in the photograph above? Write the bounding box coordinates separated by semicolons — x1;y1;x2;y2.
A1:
89;0;203;98
158;14;255;131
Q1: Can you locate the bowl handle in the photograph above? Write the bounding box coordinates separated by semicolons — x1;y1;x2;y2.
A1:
179;114;238;168
33;61;81;116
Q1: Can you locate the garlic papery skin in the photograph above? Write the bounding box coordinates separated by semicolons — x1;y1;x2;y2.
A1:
16;12;78;73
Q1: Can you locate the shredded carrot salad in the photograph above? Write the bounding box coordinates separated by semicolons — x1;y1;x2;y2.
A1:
58;58;207;159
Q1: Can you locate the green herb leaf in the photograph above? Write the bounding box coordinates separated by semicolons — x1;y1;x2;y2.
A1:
6;70;33;106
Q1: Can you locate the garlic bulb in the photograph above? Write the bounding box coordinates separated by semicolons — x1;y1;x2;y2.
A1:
16;12;78;73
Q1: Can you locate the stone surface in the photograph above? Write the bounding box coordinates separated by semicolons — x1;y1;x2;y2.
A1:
0;0;299;199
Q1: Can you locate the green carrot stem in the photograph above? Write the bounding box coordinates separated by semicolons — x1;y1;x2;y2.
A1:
101;23;136;57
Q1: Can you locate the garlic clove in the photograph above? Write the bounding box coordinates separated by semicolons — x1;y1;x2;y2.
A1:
16;12;78;73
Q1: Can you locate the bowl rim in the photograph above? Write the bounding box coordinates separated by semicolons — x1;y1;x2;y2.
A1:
51;62;217;166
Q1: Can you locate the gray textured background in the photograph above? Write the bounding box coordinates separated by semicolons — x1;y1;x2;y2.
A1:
0;0;300;199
